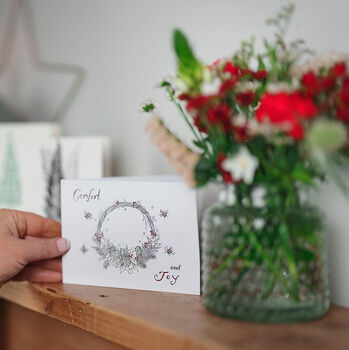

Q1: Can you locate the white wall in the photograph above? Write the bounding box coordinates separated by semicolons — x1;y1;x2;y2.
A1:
1;0;349;177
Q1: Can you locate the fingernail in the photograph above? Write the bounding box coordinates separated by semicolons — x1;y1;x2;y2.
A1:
56;238;70;252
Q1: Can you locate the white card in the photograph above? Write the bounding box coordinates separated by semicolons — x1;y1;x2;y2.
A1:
61;177;200;295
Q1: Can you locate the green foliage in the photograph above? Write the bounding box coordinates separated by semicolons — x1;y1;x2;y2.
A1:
159;80;172;89
291;163;313;185
141;102;156;113
233;37;256;68
206;205;323;302
194;157;218;187
266;3;295;38
173;29;205;92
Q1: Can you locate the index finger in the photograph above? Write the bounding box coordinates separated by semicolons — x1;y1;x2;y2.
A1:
12;210;61;238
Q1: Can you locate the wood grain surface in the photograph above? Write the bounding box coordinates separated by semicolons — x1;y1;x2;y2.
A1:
1;281;349;350
0;300;127;350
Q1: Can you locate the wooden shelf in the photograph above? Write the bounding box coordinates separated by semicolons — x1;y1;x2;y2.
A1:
1;281;349;350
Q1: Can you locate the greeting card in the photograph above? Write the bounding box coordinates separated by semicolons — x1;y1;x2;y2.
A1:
61;177;200;295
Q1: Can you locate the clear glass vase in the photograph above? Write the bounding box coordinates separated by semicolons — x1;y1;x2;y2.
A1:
202;190;330;323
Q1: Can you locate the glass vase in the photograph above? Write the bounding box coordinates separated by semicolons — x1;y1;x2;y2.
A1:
202;190;330;323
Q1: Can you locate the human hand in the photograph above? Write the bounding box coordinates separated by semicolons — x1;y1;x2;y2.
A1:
0;209;69;283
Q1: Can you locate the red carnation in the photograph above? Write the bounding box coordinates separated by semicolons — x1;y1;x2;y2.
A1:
178;93;190;101
186;95;213;111
289;123;304;140
332;62;346;77
291;92;317;118
206;104;232;132
224;62;240;77
343;77;349;90
301;71;321;96
256;92;294;124
337;106;349;121
240;68;253;77
256;92;317;140
302;71;317;89
321;76;335;92
219;79;236;94
340;77;349;103
236;91;255;106
234;126;249;142
253;70;268;80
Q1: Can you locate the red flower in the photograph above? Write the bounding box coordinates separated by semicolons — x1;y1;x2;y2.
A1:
178;93;190;101
236;91;255;106
301;71;317;89
219;79;236;94
240;68;253;77
291;92;317;118
257;92;294;124
253;70;268;80
289;123;304;140
193;114;208;133
256;92;317;140
340;77;349;103
186;95;214;111
301;71;336;96
343;77;349;90
217;153;235;183
301;71;321;96
224;62;240;77
332;62;346;77
207;57;227;71
234;126;249;142
206;104;232;132
337;106;349;121
321;76;335;91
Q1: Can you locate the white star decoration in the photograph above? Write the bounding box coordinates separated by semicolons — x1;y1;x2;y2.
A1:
0;0;85;122
222;147;259;185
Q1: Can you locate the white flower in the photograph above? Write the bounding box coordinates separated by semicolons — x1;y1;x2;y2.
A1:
222;147;259;185
251;186;267;208
252;218;265;230
267;81;298;94
232;114;247;128
235;81;261;93
219;185;236;205
290;51;349;78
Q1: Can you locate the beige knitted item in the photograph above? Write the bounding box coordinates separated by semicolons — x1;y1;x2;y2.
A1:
145;114;200;187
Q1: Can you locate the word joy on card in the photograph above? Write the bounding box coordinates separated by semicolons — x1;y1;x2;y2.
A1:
61;177;200;295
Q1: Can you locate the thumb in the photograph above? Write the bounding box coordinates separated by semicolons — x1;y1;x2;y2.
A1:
20;237;70;263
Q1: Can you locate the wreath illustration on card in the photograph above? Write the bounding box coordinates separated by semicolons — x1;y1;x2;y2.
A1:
89;200;168;274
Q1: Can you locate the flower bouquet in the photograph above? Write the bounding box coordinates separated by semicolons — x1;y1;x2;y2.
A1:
143;4;349;322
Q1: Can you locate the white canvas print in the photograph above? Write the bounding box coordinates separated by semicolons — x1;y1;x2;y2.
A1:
0;123;61;213
41;136;112;220
61;177;200;295
0;126;111;220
